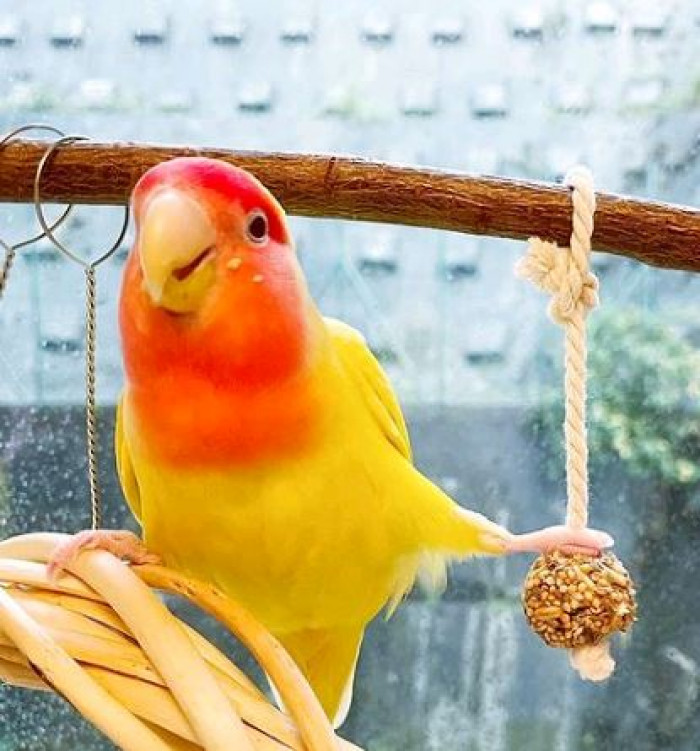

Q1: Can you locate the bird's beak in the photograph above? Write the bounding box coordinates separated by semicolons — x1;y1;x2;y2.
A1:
139;189;217;312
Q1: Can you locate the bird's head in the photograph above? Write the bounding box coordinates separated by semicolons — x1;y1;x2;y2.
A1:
120;157;317;387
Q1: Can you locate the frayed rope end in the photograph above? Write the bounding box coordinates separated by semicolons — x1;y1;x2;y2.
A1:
569;641;615;682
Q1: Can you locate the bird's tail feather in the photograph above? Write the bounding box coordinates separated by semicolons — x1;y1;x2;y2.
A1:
270;625;364;729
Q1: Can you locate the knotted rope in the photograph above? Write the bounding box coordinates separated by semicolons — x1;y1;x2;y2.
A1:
517;166;614;681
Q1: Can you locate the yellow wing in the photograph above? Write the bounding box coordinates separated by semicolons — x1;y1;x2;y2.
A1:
324;317;412;462
324;317;507;610
115;396;142;523
325;318;449;606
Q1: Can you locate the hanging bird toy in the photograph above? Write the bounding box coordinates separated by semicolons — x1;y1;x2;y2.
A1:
516;166;637;680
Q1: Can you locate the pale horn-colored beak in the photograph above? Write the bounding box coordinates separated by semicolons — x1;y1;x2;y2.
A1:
139;189;217;307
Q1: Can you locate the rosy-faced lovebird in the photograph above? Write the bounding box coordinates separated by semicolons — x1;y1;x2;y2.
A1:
49;158;612;727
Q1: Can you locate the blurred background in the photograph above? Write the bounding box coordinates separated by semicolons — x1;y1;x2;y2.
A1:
1;0;700;749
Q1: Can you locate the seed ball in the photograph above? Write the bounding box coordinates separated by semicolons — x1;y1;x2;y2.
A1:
522;551;637;649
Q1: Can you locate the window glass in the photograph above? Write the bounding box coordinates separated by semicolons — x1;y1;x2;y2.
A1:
1;1;698;749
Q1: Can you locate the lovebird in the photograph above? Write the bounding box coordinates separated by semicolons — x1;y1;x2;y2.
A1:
50;157;611;727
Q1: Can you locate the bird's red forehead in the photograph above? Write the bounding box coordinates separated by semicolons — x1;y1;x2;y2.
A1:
132;157;288;244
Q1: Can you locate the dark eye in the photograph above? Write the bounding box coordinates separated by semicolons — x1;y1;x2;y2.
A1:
245;210;269;245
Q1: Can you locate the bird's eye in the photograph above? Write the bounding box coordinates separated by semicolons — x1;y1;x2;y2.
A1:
245;210;269;245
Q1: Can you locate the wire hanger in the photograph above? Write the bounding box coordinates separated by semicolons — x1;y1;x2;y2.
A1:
33;133;130;531
0;124;75;299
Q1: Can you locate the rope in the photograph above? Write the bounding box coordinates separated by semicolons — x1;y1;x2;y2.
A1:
84;266;102;530
516;166;614;681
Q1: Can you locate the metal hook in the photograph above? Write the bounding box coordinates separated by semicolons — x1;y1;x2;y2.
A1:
33;134;130;269
0;123;65;146
0;124;77;298
0;235;15;299
0;124;75;250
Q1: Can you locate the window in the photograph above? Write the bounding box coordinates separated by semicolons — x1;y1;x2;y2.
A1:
471;84;509;119
132;13;169;46
237;81;274;113
431;17;464;46
360;13;395;45
209;13;246;46
584;2;619;34
400;83;439;117
357;231;400;275
280;15;314;45
0;16;21;47
511;6;545;40
50;15;85;48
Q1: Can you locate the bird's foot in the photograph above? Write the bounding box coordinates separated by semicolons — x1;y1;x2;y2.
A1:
501;525;614;557
47;529;161;579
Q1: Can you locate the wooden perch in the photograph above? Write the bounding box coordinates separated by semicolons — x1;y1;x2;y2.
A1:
0;138;699;271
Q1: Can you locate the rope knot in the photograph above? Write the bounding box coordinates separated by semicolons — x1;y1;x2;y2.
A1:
516;165;598;325
517;238;599;325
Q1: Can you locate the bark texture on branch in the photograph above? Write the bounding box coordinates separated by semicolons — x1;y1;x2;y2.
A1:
0;139;698;271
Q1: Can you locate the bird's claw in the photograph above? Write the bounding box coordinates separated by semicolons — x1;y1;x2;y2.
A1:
47;529;161;580
504;525;614;557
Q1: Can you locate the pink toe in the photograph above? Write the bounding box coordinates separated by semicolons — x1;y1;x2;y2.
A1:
47;549;74;579
509;525;615;556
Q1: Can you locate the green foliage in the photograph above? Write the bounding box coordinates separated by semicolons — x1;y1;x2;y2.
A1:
534;307;700;487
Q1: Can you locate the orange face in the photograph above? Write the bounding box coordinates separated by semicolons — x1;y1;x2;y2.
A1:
120;158;322;466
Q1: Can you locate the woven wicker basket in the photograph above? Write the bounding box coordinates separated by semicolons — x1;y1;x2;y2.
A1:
0;532;360;751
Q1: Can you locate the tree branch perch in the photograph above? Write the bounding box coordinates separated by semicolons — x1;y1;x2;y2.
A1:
0;139;698;271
